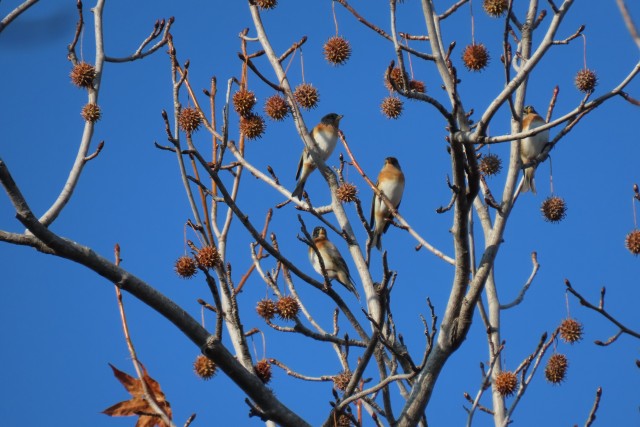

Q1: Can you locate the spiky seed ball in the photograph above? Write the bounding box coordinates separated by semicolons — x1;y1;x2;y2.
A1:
255;0;277;9
409;79;426;93
336;183;358;203
381;96;403;119
178;107;202;134
294;83;319;110
324;36;352;66
332;371;352;391
70;62;96;88
264;95;289;121
559;318;584;344
81;103;101;122
254;359;272;383
233;89;257;117
483;0;508;17
479;153;502;177
277;295;299;320
545;353;568;384
175;256;197;279
336;413;351;426
240;113;266;140
256;298;278;321
462;43;490;71
625;229;640;255
574;69;598;93
193;355;217;380
384;67;406;92
196;246;220;269
494;371;518;397
541;196;567;223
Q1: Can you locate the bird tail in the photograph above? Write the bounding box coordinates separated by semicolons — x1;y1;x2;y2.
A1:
371;231;382;251
291;178;306;199
346;277;360;300
522;168;537;194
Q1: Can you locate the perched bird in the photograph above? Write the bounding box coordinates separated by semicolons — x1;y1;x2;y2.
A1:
370;157;405;250
292;113;344;199
308;226;360;299
520;105;549;194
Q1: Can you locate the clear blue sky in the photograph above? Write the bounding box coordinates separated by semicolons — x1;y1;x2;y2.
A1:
1;1;638;426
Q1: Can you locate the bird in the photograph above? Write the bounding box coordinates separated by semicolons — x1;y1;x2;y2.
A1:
520;105;549;194
308;226;360;299
370;157;405;250
292;113;344;199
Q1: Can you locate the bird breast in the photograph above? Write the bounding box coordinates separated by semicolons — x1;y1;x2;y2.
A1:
312;128;338;160
521;120;549;160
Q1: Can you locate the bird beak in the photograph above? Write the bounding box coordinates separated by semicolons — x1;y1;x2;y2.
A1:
337;114;344;121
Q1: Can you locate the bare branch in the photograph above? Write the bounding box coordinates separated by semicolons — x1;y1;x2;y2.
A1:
0;0;39;34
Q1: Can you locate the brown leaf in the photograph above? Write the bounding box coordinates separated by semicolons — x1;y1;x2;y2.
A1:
103;363;172;427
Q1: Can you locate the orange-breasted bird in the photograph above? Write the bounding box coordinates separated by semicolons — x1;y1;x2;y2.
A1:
370;157;405;250
308;226;360;299
292;113;344;199
520;105;549;194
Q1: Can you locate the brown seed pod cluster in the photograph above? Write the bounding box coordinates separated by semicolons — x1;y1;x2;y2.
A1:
545;353;568;384
332;371;352;391
479;153;502;177
264;94;290;121
409;79;426;93
81;103;101;123
240;113;266;140
336;183;358;203
625;229;640;255
196;246;221;269
294;83;320;110
255;0;277;9
256;298;278;321
70;62;96;88
384;67;406;92
574;69;598;93
335;413;352;426
193;355;217;380
324;36;352;66
381;96;403;119
277;295;300;320
559;318;583;344
233;89;257;117
462;43;490;71
178;107;202;134
494;371;518;397
483;0;508;17
175;256;197;279
254;359;272;383
541;196;567;223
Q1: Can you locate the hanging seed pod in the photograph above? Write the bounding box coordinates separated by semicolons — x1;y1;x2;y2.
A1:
81;103;101;123
494;371;518;397
70;62;96;88
233;89;257;117
545;353;568;384
255;0;277;10
264;94;290;121
196;246;221;269
294;83;320;110
462;43;490;71
625;229;640;255
479;153;502;177
193;355;217;380
277;295;299;320
384;67;405;91
574;69;598;93
336;183;358;203
332;371;352;391
240;113;266;140
380;96;403;119
254;359;272;383
323;36;352;66
541;196;567;223
559;318;584;344
483;0;508;17
178;107;202;134
256;298;278;321
174;256;197;279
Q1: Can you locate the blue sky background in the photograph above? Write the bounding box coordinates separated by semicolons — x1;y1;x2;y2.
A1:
1;1;639;426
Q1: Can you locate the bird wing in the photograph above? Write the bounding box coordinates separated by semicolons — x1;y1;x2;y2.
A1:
295;150;305;181
369;179;379;228
382;199;401;234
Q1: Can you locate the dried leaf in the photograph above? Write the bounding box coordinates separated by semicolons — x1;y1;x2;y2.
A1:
103;363;172;427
